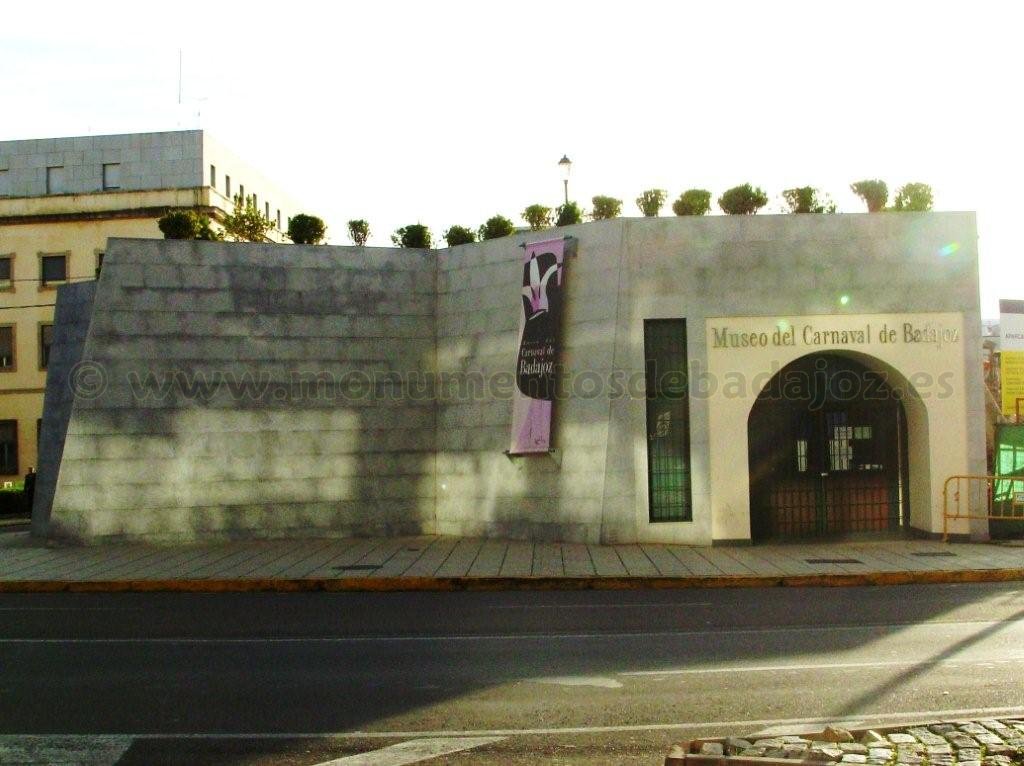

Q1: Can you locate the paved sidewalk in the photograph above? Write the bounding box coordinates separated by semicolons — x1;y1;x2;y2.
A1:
2;532;1024;591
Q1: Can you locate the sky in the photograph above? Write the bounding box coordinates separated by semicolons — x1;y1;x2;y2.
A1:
2;0;1020;316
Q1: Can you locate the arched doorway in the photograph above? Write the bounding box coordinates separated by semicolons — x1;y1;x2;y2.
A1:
747;353;910;541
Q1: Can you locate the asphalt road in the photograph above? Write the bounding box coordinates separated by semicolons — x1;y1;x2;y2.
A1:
2;583;1024;764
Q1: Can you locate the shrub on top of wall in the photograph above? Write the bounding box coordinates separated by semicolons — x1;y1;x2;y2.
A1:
671;189;712;216
347;219;370;246
522;204;552;231
479;215;516;240
391;224;433;249
892;182;934;212
157;210;221;240
635;189;668;217
590;196;623;220
718;184;769;215
782;187;836;214
443;225;477;246
850;180;888;213
555;201;584;227
287;214;328;244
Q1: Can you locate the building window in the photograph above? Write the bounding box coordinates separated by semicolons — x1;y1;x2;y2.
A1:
239;184;245;202
276;209;281;229
265;201;270;219
0;169;9;196
210;164;217;187
0;421;17;475
225;175;231;197
0;326;15;371
102;163;121;190
40;253;68;287
46;166;66;195
0;255;12;290
39;324;54;369
95;251;105;279
644;318;693;523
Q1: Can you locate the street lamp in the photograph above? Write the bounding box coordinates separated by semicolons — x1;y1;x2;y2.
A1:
558;154;572;205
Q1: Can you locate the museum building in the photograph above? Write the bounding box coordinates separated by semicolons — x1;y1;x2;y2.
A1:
32;212;987;545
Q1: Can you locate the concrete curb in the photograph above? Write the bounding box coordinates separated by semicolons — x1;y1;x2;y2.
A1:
3;567;1024;593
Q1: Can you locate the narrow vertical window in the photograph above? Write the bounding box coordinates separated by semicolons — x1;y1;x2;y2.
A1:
210;164;217;187
39;324;54;369
46;166;66;194
644;319;692;522
225;175;231;197
0;421;18;475
102;163;121;190
0;326;15;371
0;256;12;290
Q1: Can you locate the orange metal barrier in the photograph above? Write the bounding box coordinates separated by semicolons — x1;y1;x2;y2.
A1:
942;474;1024;542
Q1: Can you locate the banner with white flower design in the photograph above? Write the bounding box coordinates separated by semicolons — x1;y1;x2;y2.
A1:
509;236;569;454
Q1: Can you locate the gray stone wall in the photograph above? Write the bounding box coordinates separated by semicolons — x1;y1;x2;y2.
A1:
31;281;97;536
0;131;204;197
38;238;436;543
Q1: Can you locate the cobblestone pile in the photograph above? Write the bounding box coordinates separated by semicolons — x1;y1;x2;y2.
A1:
700;720;1024;765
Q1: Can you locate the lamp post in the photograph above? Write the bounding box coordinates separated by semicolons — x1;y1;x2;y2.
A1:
558;154;572;205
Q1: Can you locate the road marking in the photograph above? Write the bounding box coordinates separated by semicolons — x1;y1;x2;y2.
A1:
8;705;1024;740
2;617;1021;643
312;737;504;765
0;735;131;765
533;675;624;689
621;655;1024;676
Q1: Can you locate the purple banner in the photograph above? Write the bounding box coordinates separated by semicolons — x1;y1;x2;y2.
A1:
509;237;568;454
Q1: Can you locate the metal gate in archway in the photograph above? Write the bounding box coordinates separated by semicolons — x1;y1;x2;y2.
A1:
747;353;909;541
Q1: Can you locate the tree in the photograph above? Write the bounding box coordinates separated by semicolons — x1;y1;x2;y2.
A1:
479;214;516;240
443;225;476;246
222;194;273;242
555;201;583;226
671;189;712;216
636;189;668;217
782;186;836;214
591;195;622;220
892;182;933;212
850;180;888;213
157;210;221;240
347;219;370;246
718;184;769;215
391;224;432;248
287;213;327;244
522;204;552;231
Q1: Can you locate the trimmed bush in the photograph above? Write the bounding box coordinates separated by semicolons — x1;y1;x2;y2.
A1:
479;215;516;241
671;189;712;216
782;187;836;214
287;214;327;244
591;195;623;220
522;204;552;231
347;219;370;246
391;224;433;249
555;201;583;227
892;182;933;212
718;184;768;215
157;210;220;240
850;180;888;213
636;189;668;217
444;225;477;246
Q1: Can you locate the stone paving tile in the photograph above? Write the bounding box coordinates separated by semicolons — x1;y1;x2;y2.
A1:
373;537;438;578
497;540;533;576
724;547;790;576
404;537;459;577
300;539;383;578
532;543;565;576
532;540;565;577
87;544;207;580
331;538;411;579
212;541;302;578
434;538;484;578
466;540;508;577
273;539;357;578
639;544;692;576
1;549;99;580
129;544;236;580
190;543;281;580
613;545;658;576
696;547;757;576
561;543;595;576
665;547;721;576
588;544;627;576
61;546;172;581
255;539;343;578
